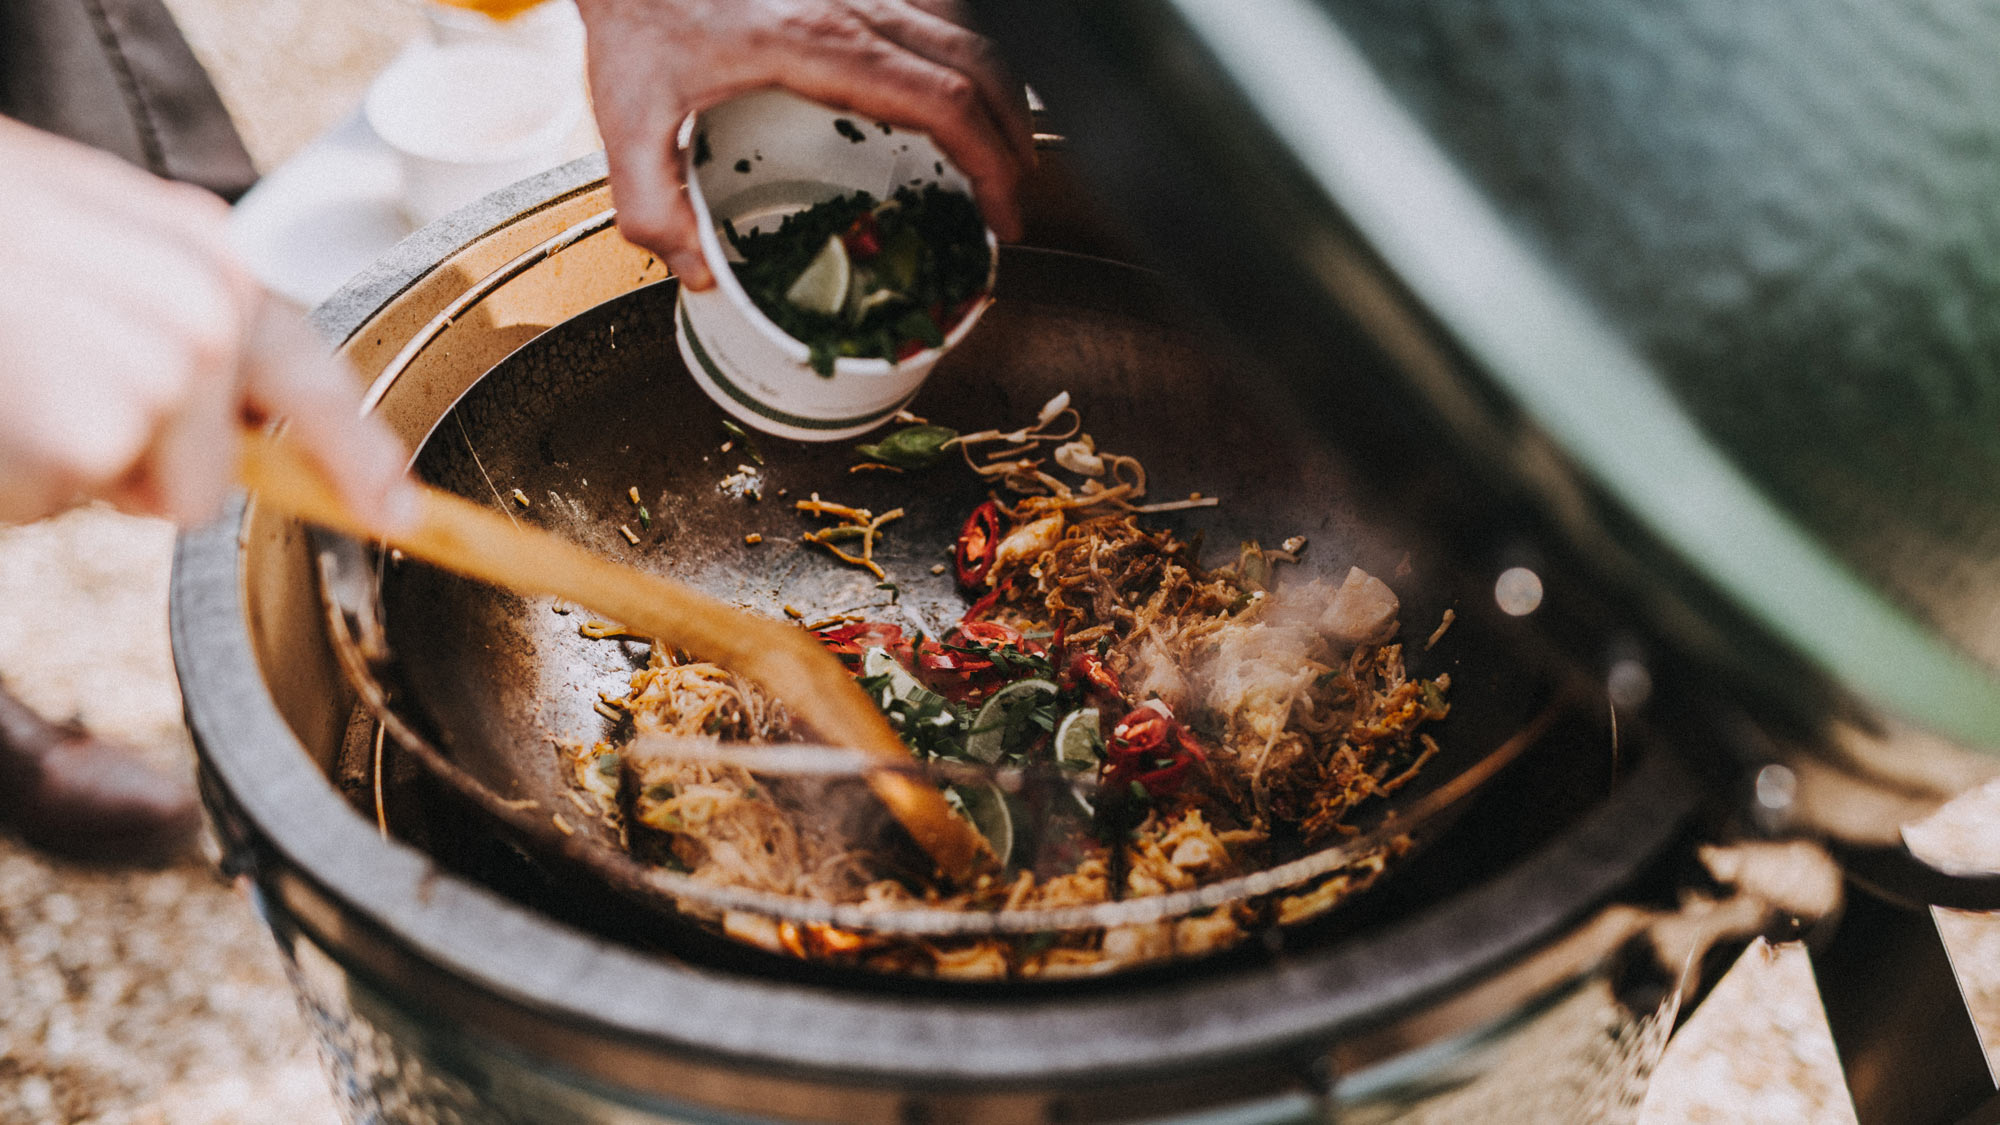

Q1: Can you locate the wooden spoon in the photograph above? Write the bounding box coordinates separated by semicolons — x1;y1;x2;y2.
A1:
238;430;991;882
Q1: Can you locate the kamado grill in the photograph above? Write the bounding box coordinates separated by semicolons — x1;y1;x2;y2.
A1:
174;3;2000;1121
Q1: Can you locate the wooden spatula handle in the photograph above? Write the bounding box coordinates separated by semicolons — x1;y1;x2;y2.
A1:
238;430;990;881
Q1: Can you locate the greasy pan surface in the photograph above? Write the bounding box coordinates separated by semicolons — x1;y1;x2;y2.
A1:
368;248;1581;966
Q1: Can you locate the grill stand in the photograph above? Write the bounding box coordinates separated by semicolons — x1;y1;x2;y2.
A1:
1812;879;1997;1124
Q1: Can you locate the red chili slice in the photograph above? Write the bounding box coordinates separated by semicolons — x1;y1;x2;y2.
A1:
1065;650;1122;700
960;579;1010;626
916;620;1044;701
813;621;909;668
841;212;882;259
1104;703;1205;798
964;619;1043;655
954;501;1002;588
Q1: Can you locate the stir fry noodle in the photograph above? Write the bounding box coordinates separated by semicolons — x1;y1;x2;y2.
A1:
563;395;1449;977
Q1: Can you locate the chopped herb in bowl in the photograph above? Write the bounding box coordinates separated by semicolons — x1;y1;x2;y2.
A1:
726;184;992;377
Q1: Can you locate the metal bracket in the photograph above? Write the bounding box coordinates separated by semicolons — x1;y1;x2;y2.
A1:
1812;879;1997;1125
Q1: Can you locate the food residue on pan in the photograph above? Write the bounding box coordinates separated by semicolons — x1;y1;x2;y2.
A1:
794;495;904;580
564;393;1448;977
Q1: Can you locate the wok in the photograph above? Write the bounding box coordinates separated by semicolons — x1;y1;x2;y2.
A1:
321;246;1611;969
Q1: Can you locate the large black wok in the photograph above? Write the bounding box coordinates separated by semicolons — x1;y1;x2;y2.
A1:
329;246;1640;972
176;158;1742;1122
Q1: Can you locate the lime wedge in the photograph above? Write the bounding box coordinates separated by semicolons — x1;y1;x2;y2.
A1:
1054;707;1103;772
785;234;850;316
965;678;1059;764
861;646;926;701
946;782;1014;865
849;285;909;320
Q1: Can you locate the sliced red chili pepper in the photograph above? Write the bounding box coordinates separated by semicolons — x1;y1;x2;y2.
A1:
962;619;1044;656
1064;650;1122;700
813;621;909;668
841;212;882;259
959;579;1011;626
915;620;1033;674
954;501;1002;588
915;620;1044;702
1103;702;1205;798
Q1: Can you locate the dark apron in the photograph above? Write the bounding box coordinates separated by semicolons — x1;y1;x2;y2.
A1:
0;0;256;199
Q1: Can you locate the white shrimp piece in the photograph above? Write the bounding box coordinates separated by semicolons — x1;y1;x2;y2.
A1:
991;512;1065;574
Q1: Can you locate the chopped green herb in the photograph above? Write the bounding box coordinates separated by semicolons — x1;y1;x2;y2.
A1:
726;184;990;371
966;681;1060;765
693;131;712;166
721;418;766;463
940;635;1056;679
734;158;752;174
894;308;945;349
639;506;652;528
853;424;959;469
834;118;867;142
857;669;967;759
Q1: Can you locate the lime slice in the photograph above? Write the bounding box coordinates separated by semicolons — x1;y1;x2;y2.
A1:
965;678;1059;764
784;234;850;316
861;646;926;701
849;285;909;320
946;782;1014;865
1054;707;1103;772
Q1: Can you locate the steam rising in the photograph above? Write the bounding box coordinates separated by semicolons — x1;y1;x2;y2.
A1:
1128;567;1401;726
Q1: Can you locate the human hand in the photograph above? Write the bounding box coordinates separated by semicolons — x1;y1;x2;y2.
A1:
0;119;413;530
574;0;1034;289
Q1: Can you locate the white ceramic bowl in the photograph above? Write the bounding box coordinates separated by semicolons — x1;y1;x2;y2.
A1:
675;90;998;441
364;39;587;227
